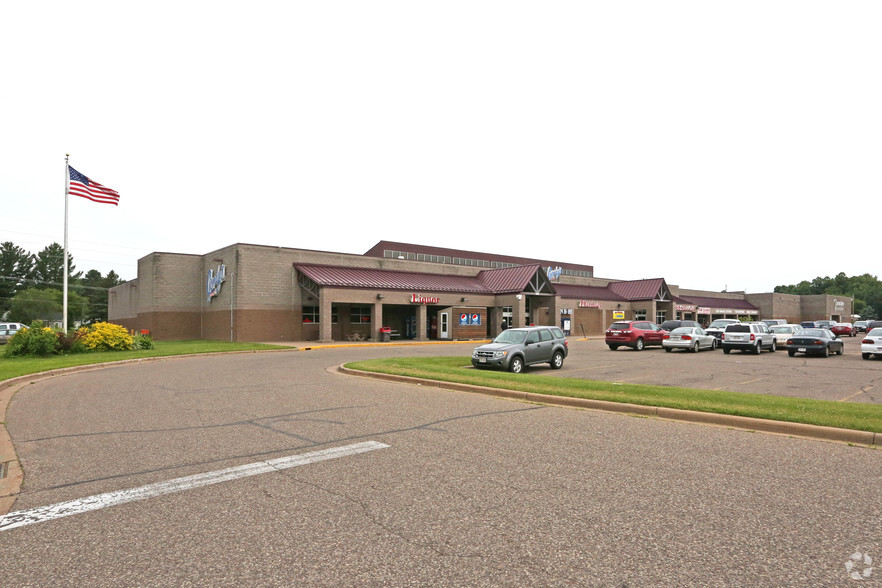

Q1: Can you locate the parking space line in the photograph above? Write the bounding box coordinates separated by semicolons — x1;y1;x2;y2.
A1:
0;441;389;532
839;388;872;403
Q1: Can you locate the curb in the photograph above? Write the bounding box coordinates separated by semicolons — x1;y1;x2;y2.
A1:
337;365;879;447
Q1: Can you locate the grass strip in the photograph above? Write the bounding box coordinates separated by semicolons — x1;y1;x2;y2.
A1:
345;356;882;434
0;341;292;383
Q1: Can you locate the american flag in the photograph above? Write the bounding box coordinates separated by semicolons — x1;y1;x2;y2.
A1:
68;166;120;206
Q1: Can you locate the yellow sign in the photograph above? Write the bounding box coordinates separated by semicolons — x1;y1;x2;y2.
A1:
613;311;625;320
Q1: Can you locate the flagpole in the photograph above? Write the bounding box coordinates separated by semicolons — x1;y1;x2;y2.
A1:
63;154;70;333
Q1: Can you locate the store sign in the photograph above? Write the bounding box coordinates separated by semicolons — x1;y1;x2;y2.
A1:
698;307;711;314
675;304;696;311
714;308;758;315
578;300;601;308
206;264;225;302
460;313;481;325
834;298;845;311
546;266;563;281
411;294;440;304
613;311;625;320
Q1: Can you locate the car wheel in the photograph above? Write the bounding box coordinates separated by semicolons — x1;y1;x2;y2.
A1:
836;345;843;355
692;342;700;353
769;339;776;352
753;342;762;355
822;346;829;358
550;351;564;369
664;347;673;352
509;356;524;373
723;347;731;354
711;339;717;351
863;353;871;360
635;338;645;351
608;344;619;351
788;350;796;357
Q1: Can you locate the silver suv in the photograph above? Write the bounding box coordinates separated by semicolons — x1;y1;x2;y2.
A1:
722;322;777;354
472;326;568;373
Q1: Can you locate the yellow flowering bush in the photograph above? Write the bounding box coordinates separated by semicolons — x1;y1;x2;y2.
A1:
80;322;134;351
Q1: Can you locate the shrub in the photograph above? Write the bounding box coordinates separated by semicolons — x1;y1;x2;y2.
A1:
80;322;133;352
4;321;59;357
132;333;155;350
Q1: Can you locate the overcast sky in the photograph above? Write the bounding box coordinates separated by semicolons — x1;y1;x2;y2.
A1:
2;2;879;293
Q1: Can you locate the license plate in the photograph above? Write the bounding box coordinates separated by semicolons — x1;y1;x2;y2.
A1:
479;358;486;363
798;347;806;352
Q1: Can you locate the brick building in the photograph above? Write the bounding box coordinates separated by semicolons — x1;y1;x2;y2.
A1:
108;240;853;342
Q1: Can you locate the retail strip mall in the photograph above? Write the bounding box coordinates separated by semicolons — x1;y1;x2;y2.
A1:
108;240;853;342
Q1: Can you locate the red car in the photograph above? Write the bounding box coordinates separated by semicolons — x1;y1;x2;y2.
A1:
605;320;667;351
830;323;856;337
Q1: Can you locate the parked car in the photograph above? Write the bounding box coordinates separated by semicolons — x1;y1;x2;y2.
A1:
761;319;788;328
854;320;869;333
472;326;568;373
659;320;700;332
0;329;16;344
866;320;882;333
830;323;856;337
662;326;717;352
0;322;25;332
861;327;882;360
768;324;803;348
605;320;667;351
722;322;777;354
800;321;819;329
705;319;742;342
786;328;844;357
815;320;837;330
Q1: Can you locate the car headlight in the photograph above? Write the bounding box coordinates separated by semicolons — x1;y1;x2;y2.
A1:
494;351;507;358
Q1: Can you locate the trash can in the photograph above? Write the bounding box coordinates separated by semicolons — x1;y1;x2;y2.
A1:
379;327;391;342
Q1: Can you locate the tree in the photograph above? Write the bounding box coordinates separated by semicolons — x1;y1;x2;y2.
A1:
0;241;34;314
10;288;88;326
30;243;81;288
80;269;124;323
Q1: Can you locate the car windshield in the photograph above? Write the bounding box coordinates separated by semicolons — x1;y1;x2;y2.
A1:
609;322;631;330
709;320;734;328
770;326;793;333
799;329;828;337
670;327;693;335
868;328;882;336
493;330;527;344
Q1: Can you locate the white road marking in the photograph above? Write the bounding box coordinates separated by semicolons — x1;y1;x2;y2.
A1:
0;441;389;532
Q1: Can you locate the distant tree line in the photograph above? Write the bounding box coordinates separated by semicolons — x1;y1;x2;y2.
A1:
774;272;880;320
0;241;125;326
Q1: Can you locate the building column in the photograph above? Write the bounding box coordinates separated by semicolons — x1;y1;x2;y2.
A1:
373;301;384;341
513;295;527;327
415;304;428;341
319;294;333;342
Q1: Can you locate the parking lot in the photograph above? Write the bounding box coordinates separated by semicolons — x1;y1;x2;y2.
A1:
543;337;882;404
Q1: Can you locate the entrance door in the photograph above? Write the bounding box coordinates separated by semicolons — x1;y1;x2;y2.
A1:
439;312;449;339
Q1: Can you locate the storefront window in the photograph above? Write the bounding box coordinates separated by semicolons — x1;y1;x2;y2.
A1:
635;309;647;320
351;306;371;323
656;310;666;324
303;306;319;323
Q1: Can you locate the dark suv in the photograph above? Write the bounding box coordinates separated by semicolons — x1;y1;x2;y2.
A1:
472;326;568;373
605;320;666;351
660;320;699;332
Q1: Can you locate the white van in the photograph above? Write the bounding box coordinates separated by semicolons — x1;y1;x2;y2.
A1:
0;322;25;331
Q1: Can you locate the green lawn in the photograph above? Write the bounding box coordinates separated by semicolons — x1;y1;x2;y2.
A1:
345;356;882;434
0;341;292;382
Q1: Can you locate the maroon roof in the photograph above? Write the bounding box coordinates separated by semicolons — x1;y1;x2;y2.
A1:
608;278;667;301
678;295;759;310
553;283;628;302
364;240;594;273
295;264;491;293
477;265;543;294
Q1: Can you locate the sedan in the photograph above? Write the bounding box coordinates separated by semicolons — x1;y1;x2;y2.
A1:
786;328;845;357
769;324;802;348
662;326;717;352
861;327;882;360
830;323;856;337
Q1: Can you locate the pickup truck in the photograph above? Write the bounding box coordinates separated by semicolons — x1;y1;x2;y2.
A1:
722;322;777;354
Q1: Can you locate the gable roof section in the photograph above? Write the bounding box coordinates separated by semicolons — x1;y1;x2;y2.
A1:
294;264;490;293
608;278;670;301
477;264;546;294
